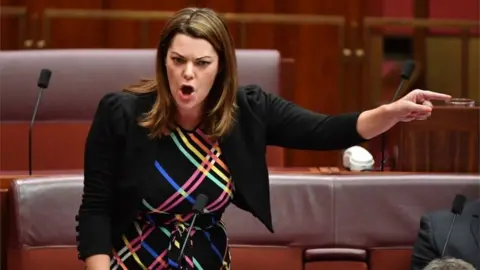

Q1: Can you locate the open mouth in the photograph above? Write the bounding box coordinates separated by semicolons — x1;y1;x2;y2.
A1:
180;85;194;95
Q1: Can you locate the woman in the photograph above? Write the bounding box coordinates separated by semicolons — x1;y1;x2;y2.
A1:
75;7;451;270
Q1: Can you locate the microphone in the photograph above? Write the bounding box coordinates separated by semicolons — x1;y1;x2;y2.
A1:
441;194;467;257
177;193;208;269
29;69;52;175
392;60;416;102
380;60;415;171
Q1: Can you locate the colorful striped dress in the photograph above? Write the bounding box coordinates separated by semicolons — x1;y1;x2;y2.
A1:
110;126;233;270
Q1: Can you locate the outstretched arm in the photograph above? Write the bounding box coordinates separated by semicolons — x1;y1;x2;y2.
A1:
242;85;450;151
256;87;451;149
242;85;367;150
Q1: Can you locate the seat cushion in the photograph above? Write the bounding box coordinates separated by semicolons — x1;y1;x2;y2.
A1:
231;246;303;270
369;248;413;270
7;248;84;270
305;261;368;270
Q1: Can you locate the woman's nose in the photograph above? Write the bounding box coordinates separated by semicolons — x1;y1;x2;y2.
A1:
182;63;194;80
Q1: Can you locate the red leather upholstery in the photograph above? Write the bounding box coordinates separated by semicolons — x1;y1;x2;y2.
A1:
6;176;84;270
0;49;284;172
332;174;480;270
5;172;480;270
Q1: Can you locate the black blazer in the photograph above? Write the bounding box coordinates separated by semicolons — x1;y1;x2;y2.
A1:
410;200;480;269
75;84;366;260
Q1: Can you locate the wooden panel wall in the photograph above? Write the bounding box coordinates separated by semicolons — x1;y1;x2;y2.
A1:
0;0;25;50
2;0;385;167
1;1;478;170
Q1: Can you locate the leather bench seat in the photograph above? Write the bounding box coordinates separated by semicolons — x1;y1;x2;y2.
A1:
7;173;336;270
224;175;335;269
5;172;480;270
333;174;480;270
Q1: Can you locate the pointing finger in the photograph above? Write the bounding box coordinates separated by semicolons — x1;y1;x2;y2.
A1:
422;90;451;101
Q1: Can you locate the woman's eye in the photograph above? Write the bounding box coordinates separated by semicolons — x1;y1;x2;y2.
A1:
172;57;185;64
196;61;210;66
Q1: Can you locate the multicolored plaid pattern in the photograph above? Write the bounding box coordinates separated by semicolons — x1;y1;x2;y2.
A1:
111;127;233;270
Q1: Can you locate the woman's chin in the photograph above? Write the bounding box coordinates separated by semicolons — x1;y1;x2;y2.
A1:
174;97;199;111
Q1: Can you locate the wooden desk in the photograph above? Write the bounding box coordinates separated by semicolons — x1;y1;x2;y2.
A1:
269;167;320;174
397;106;479;173
1;174;30;189
316;167;422;175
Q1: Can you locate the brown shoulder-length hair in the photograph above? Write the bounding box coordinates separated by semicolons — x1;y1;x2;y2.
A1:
124;7;238;139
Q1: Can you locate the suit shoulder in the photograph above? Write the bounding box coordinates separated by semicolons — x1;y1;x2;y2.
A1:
424;209;452;223
423;200;479;223
463;200;480;216
420;209;459;237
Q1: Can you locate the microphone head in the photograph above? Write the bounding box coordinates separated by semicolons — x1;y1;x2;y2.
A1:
451;194;467;215
400;60;416;80
193;194;208;214
37;69;52;89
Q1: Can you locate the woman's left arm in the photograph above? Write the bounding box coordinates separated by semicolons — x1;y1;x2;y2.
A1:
253;86;450;151
255;86;368;151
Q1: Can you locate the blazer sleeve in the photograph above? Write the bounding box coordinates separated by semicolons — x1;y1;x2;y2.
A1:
410;214;440;270
243;85;367;150
75;92;126;261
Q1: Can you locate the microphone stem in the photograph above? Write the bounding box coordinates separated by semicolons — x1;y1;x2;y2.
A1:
380;133;386;171
29;88;44;175
392;79;406;102
177;213;198;268
441;214;457;257
381;78;408;172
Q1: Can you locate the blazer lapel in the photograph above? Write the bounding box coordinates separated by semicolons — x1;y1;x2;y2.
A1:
470;202;479;249
220;120;250;197
124;93;157;198
219;116;274;232
471;216;479;247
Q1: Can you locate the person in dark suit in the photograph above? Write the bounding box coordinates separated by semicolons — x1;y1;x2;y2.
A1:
411;199;480;270
75;7;451;270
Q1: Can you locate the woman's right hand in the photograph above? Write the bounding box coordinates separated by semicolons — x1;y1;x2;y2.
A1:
85;254;110;270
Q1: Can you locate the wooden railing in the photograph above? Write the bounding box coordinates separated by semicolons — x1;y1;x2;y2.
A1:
1;7;479;103
364;17;479;29
362;17;479;101
41;8;346;61
0;6;28;48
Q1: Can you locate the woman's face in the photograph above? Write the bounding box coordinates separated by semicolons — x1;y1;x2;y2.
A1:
165;33;219;116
